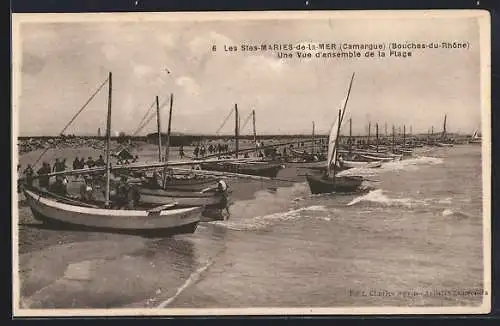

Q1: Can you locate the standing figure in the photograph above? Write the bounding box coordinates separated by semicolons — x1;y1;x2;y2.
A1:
23;164;34;188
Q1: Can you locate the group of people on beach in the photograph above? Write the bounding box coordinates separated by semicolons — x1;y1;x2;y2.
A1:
191;143;231;159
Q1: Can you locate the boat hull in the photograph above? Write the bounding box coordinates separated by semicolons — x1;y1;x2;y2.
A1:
341;161;382;169
24;189;202;237
138;188;226;207
200;162;283;178
150;177;219;192
305;174;364;194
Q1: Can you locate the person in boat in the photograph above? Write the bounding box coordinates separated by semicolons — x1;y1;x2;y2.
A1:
23;164;34;188
52;158;60;172
179;145;185;158
95;155;105;166
17;164;22;192
194;145;200;159
86;156;95;168
132;155;139;163
244;152;249;158
114;175;140;209
37;162;51;190
337;154;345;168
73;157;80;170
146;170;162;189
80;176;95;202
49;175;68;196
200;145;206;158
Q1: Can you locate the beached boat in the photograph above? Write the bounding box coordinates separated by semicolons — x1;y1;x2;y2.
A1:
24;188;201;236
306;175;364;194
305;73;365;195
137;187;226;207
340;160;382;169
22;73;204;236
200;161;283;178
200;105;284;177
140;175;219;192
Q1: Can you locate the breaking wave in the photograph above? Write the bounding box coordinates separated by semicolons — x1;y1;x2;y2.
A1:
337;156;444;177
441;209;470;219
346;189;426;208
210;205;332;231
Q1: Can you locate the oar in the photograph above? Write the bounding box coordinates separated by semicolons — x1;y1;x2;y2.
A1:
147;202;179;213
172;167;296;183
20;157;261;181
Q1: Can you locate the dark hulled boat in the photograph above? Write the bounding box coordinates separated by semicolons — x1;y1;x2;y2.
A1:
200;161;283;178
305;175;364;195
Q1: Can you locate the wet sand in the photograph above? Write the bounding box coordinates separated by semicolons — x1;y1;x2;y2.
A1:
16;142;308;309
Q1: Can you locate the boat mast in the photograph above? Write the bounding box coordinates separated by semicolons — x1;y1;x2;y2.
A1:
376;123;379;152
162;93;173;188
332;109;342;178
312;121;315;155
392;124;395;153
349;118;352;154
165;93;173;162
442;113;447;140
403;124;406;150
235;104;239;158
368;122;371;146
156;95;162;161
104;72;113;208
252;109;257;155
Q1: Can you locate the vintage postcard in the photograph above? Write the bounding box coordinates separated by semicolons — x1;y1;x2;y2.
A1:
12;10;491;316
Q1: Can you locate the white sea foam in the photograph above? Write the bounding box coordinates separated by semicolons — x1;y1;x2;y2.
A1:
211;205;331;231
337;156;444;177
347;189;425;208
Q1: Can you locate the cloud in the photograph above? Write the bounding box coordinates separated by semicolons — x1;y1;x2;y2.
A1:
133;64;155;78
175;76;201;96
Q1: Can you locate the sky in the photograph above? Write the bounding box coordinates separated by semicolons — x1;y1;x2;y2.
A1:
14;13;484;137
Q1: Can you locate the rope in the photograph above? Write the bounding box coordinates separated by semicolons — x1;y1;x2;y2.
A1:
32;76;109;167
132;98;157;135
132;96;171;136
239;111;253;134
59;77;110;136
215;107;234;135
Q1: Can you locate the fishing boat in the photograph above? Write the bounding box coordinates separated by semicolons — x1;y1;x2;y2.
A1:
306;73;365;195
24;188;201;236
435;114;454;147
469;128;481;144
201;160;283;178
22;73;203;236
339;160;382;169
137;188;227;207
200;105;284;177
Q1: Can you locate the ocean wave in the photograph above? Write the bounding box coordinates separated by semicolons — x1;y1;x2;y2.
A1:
346;189;426;208
441;209;470;219
337;156;444;177
210;205;331;231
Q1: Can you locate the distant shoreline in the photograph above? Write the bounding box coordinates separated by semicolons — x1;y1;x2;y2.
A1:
16;133;472;141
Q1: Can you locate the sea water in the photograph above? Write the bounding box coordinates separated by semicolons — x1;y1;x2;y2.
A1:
17;145;484;309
